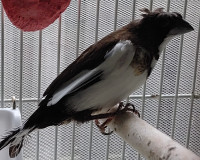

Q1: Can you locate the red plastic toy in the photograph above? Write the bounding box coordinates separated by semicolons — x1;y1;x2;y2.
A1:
2;0;71;31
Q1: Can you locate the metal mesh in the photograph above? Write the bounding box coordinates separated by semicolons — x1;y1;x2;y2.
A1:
4;15;21;100
189;99;200;156
98;0;115;39
0;0;200;160
22;32;39;98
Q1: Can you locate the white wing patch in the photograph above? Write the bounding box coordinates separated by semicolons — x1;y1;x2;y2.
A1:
47;40;135;107
104;40;134;63
47;69;100;106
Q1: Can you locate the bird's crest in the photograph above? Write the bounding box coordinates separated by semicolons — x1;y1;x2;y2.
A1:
139;8;164;17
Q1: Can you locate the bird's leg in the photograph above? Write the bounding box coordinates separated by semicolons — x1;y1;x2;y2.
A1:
94;102;140;135
94;102;124;135
85;102;125;121
85;112;116;120
86;102;139;135
95;118;113;135
83;112;116;135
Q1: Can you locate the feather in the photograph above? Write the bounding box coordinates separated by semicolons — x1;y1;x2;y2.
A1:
0;128;21;151
0;127;33;158
47;69;103;106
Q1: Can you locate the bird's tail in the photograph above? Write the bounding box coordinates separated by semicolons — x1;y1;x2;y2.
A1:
0;127;34;158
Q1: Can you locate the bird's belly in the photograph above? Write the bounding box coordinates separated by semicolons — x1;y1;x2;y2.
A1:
69;67;148;112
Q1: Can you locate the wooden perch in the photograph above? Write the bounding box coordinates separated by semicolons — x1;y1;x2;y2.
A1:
107;110;200;160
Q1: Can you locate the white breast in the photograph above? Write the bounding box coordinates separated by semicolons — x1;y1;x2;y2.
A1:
69;65;148;112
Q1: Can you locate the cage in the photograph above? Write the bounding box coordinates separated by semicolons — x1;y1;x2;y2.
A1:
0;0;200;160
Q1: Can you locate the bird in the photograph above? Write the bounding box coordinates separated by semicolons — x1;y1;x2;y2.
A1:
0;8;194;158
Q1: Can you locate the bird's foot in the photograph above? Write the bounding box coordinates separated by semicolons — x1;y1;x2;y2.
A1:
95;119;113;135
94;102;140;135
94;102;124;135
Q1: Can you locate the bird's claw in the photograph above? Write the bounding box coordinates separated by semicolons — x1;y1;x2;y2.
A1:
114;102;140;117
121;102;140;118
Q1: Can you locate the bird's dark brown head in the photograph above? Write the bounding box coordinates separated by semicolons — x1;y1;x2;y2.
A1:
139;8;194;36
132;8;194;55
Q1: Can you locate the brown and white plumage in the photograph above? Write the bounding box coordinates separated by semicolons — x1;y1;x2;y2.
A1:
0;8;193;158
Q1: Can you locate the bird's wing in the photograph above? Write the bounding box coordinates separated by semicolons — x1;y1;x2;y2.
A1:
43;24;133;98
45;40;135;106
46;68;103;106
43;37;119;98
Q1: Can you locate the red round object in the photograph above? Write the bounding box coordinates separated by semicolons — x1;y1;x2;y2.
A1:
2;0;71;31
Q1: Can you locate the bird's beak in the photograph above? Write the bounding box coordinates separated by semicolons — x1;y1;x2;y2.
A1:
169;19;194;36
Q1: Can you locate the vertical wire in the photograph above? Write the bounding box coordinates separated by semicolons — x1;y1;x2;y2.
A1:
149;0;153;12
1;5;4;108
186;18;200;148
166;0;170;12
121;141;126;160
19;30;23;112
88;121;94;160
113;0;118;31
75;0;81;58
71;1;81;159
94;0;100;43
105;134;110;160
131;0;136;21
54;16;62;160
88;1;100;159
105;1;118;160
171;0;188;139
156;0;171;129
36;30;42;160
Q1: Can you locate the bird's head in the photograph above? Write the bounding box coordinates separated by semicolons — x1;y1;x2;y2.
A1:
139;8;194;37
134;8;194;55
